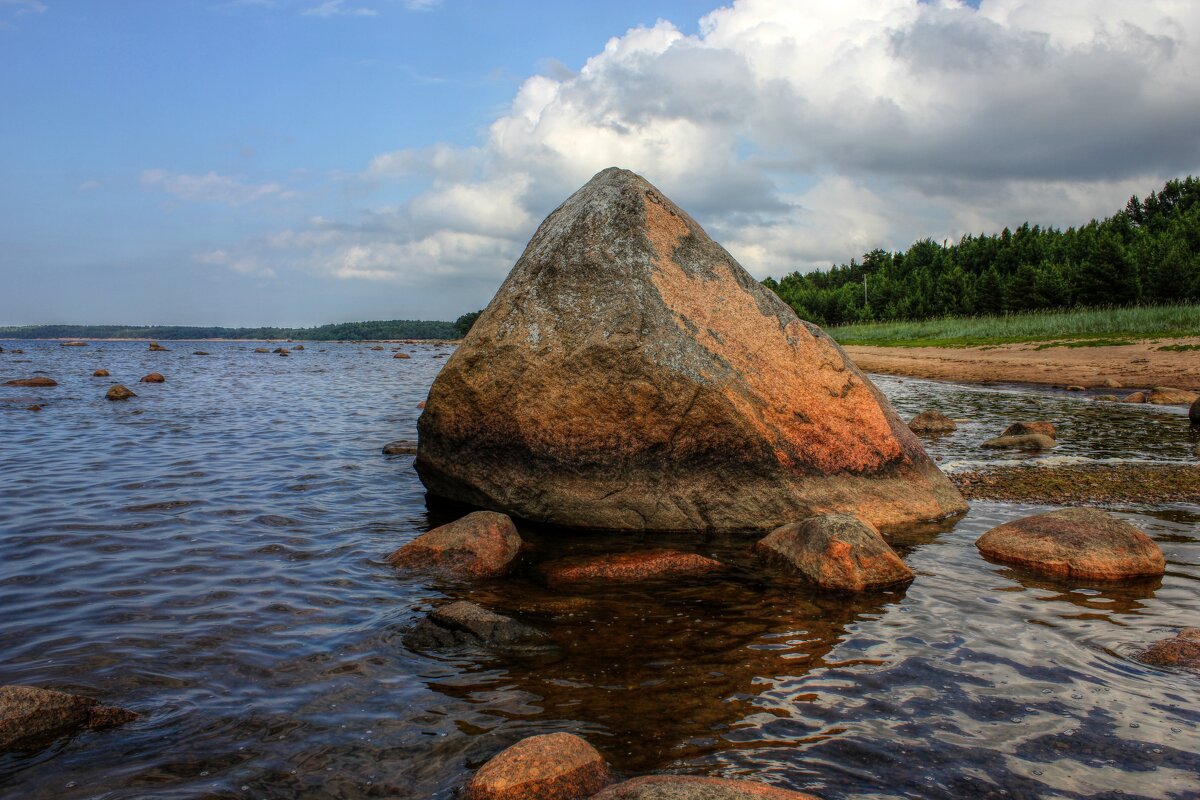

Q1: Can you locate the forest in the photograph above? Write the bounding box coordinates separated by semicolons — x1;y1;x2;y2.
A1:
763;177;1200;327
0;319;459;341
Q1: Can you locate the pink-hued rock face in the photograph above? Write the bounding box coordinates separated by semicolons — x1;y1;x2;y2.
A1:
755;513;914;591
386;511;521;579
415;168;965;532
540;549;724;586
1138;628;1200;669
976;508;1165;580
592;775;820;799
463;732;611;800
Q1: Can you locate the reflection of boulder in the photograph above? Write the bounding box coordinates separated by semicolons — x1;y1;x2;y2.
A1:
986;567;1161;615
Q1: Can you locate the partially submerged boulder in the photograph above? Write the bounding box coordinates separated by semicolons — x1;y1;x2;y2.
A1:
140;372;165;383
60;341;88;347
416;168;965;531
148;342;168;351
1147;386;1198;406
0;685;137;752
541;549;723;586
1001;421;1056;439
981;434;1056;451
382;439;418;455
386;511;521;578
976;508;1165;580
593;776;819;799
908;410;957;435
106;384;136;401
1122;391;1147;403
404;600;544;650
5;377;57;387
464;732;611;800
394;352;411;359
93;369;110;377
1137;628;1200;669
754;513;914;591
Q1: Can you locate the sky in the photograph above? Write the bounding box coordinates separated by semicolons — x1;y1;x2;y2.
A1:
2;0;1199;327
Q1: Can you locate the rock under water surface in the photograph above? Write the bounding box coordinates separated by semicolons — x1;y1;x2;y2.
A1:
415;167;964;531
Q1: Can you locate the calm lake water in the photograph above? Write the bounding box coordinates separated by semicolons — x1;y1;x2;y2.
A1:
1;340;1198;800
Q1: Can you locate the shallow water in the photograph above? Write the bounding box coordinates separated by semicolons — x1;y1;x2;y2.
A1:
1;341;1198;799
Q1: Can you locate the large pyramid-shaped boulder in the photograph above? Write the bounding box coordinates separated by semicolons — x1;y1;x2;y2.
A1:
416;168;966;531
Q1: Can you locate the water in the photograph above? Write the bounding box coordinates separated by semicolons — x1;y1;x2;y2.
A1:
1;341;1198;799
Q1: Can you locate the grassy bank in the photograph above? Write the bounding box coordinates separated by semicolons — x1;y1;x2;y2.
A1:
826;304;1200;348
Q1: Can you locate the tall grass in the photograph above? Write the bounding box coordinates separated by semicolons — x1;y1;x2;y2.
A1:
826;304;1200;347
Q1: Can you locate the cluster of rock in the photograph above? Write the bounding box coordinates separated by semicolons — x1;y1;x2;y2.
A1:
1122;387;1199;405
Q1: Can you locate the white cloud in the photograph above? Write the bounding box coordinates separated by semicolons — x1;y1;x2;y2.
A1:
301;0;377;17
140;169;293;206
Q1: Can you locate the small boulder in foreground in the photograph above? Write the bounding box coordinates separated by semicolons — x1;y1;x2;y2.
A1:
593;775;819;799
981;434;1056;451
1001;421;1056;439
541;550;723;586
1137;628;1200;669
106;385;136;401
140;373;165;383
908;410;956;435
1147;386;1198;406
754;513;913;591
0;685;137;752
976;508;1165;580
387;511;521;579
5;377;57;387
464;732;611;800
404;600;544;650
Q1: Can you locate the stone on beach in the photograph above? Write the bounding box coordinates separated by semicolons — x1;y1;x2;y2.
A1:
5;377;57;387
106;384;136;401
975;508;1165;580
0;685;137;752
93;369;110;377
1146;386;1198;405
1001;421;1056;439
541;549;724;586
404;600;545;650
1137;628;1200;669
593;775;819;799
981;433;1056;450
386;511;521;578
463;732;611;800
754;513;914;591
140;372;165;383
416;167;965;531
907;410;957;434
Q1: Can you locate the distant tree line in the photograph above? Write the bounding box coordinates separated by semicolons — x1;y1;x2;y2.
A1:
0;319;459;341
763;176;1200;327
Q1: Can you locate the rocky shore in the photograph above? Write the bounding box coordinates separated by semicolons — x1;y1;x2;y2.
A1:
952;463;1200;504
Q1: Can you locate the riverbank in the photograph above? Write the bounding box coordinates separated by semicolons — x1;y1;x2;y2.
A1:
952;464;1200;505
845;337;1200;389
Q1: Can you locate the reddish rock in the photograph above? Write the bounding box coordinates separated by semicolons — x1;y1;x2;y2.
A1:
416;168;965;531
140;372;165;383
464;732;611;800
26;404;41;412
981;433;1055;450
386;511;521;578
394;352;411;359
1147;386;1198;406
1001;421;1056;439
417;400;426;409
908;410;956;434
1138;628;1200;669
148;342;168;351
5;377;57;387
106;384;136;401
93;369;110;377
0;685;137;752
593;776;819;799
60;341;88;347
754;513;913;591
541;549;723;586
976;508;1165;580
1122;391;1147;403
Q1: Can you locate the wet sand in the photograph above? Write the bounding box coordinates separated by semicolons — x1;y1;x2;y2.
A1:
844;337;1200;390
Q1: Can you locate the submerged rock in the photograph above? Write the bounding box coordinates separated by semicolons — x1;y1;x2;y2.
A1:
754;513;913;591
5;377;57;387
106;384;136;401
975;508;1165;580
254;348;269;353
293;344;304;350
593;776;819;799
140;372;165;383
1001;421;1056;439
908;410;957;435
382;439;419;455
93;369;110;377
60;341;88;347
386;511;521;578
464;732;611;800
541;549;723;586
416;168;964;531
404;600;544;650
1138;628;1200;669
1147;386;1198;405
193;351;209;356
981;434;1056;451
0;685;137;752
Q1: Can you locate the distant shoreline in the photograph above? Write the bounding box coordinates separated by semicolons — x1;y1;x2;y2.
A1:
0;337;462;344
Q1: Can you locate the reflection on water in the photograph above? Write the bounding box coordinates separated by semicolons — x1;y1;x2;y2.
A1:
0;342;1197;799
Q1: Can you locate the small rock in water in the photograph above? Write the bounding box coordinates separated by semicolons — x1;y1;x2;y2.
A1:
106;385;136;401
5;377;57;387
404;600;545;650
382;439;418;455
975;507;1165;580
370;345;384;351
93;369;110;377
981;434;1056;451
140;373;165;383
1137;628;1200;670
59;341;88;347
1191;396;1199;424
464;732;611;800
1064;385;1085;391
1122;391;1147;403
541;550;724;586
9;349;22;354
254;348;269;353
1001;421;1056;439
26;404;42;412
386;511;522;579
0;685;137;752
1094;395;1120;402
908;410;957;434
193;351;209;356
1147;386;1198;406
148;342;168;351
278;350;289;357
754;512;913;591
273;347;288;354
593;775;819;799
393;352;410;359
293;344;304;350
417;401;426;409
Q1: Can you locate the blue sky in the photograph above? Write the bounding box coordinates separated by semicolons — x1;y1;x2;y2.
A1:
1;0;1196;326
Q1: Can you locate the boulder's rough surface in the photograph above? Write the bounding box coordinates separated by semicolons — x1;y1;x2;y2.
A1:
382;439;419;455
593;776;819;799
464;732;611;800
140;372;165;383
1190;396;1200;424
1001;421;1056;439
1137;628;1200;669
404;600;544;649
386;511;521;578
981;434;1056;450
5;377;57;387
1147;386;1198;406
976;508;1165;580
0;685;137;752
754;513;913;591
908;410;957;435
541;550;723;586
416;168;964;531
105;384;136;401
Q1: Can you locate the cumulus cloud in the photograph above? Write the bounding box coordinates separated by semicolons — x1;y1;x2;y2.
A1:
141;169;293;206
301;0;377;17
222;0;1200;287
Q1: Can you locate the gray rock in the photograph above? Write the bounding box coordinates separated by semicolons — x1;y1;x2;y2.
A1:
382;439;418;455
403;601;545;650
981;433;1056;450
908;410;957;435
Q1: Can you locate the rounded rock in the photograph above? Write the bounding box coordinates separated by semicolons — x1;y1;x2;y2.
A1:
93;369;110;377
1001;421;1056;439
0;685;137;752
541;550;724;586
754;513;914;591
908;410;957;435
5;377;57;387
394;352;411;359
386;511;521;578
1122;391;1147;403
140;372;165;383
593;775;819;800
1147;386;1198;406
106;384;136;401
464;732;611;800
981;434;1056;451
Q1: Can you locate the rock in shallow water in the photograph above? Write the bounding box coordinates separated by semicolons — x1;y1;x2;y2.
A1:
541;549;723;586
1001;421;1056;439
416;168;964;531
140;372;165;383
981;433;1056;451
464;732;611;800
593;776;819;799
0;685;137;752
106;384;136;401
1147;386;1198;405
93;369;110;377
1138;628;1200;669
386;511;521;578
975;508;1165;580
908;410;956;434
754;513;913;591
5;377;57;387
382;439;418;455
404;600;545;650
